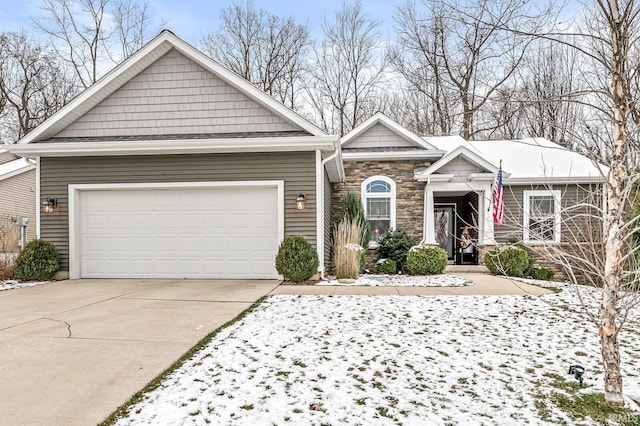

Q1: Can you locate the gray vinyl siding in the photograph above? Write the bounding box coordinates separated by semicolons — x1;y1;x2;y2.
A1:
0;169;36;252
324;171;332;271
344;123;416;149
40;152;317;272
55;49;300;138
438;156;487;183
495;183;603;243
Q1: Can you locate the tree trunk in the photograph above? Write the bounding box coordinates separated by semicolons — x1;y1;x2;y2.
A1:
600;2;626;406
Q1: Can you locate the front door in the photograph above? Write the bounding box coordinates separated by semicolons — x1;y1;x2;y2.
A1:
434;204;456;261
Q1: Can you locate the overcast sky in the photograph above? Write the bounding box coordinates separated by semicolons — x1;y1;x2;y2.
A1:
0;0;400;45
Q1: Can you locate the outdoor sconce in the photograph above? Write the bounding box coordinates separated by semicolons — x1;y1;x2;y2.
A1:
568;364;585;386
41;198;57;214
296;193;307;210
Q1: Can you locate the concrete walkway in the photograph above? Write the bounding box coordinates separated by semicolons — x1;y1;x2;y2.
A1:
271;273;553;296
0;279;279;426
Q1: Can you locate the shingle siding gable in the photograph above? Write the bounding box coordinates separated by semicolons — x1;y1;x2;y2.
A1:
345;123;418;149
55;49;301;138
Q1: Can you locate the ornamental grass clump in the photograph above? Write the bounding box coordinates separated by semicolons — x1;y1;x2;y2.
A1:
275;235;319;283
406;244;448;275
333;219;364;279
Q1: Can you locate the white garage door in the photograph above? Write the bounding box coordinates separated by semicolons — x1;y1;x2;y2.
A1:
76;184;281;279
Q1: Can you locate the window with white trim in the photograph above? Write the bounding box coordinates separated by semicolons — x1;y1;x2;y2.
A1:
523;190;561;242
362;176;396;244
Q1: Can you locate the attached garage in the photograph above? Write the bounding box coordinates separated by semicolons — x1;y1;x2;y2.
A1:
68;182;284;279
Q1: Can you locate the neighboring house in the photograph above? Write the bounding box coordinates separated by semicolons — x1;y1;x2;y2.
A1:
334;113;605;266
0;149;36;254
7;30;605;280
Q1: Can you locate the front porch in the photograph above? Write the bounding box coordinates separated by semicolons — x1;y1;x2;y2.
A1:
423;184;496;265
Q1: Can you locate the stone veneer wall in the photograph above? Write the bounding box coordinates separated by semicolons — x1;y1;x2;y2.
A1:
331;159;430;271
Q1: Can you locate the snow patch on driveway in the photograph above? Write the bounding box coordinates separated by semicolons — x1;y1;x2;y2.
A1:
319;274;471;287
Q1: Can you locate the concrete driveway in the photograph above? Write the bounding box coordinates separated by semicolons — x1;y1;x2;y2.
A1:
0;279;279;426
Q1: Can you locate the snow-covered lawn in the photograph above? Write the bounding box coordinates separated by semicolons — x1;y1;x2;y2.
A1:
319;273;471;287
0;280;48;291
114;284;640;425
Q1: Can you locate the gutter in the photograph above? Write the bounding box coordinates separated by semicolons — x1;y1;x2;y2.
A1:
318;146;342;280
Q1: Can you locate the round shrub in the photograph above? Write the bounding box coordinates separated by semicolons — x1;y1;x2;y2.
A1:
14;239;60;281
377;230;418;271
484;245;530;277
529;266;555;281
375;258;396;274
275;235;319;282
406;245;448;275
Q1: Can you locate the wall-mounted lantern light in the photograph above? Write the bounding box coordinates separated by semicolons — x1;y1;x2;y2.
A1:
296;193;307;210
41;198;57;214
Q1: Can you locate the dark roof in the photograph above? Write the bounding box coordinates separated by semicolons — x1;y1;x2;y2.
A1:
37;131;311;143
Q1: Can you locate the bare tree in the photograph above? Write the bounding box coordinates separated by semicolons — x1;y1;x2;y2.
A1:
391;0;546;140
389;0;456;136
0;31;77;141
32;0;156;88
308;0;386;135
201;0;311;110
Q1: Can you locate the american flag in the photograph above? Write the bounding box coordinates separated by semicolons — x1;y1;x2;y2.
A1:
493;162;504;225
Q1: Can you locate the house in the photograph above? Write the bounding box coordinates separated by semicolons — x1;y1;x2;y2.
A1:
7;30;342;280
0;148;36;254
334;113;605;267
7;30;605;280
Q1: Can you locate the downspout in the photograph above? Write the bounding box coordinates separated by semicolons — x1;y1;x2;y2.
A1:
318;145;341;280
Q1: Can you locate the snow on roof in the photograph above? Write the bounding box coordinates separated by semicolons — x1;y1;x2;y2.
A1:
423;136;606;182
0;157;35;180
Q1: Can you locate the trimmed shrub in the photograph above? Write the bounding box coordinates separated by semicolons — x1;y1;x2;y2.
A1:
14;239;60;281
406;245;448;275
484;245;530;277
275;235;319;283
377;230;418;271
529;266;555;281
333;219;364;279
375;258;396;274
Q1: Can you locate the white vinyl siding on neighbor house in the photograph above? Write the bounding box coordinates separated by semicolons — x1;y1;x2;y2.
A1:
523;190;561;243
361;176;396;244
69;182;283;279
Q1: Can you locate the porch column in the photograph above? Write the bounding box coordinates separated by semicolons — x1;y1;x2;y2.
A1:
479;186;496;244
424;186;436;244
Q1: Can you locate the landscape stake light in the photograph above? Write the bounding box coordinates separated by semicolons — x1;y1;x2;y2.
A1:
41;198;57;214
296;193;306;210
568;365;585;385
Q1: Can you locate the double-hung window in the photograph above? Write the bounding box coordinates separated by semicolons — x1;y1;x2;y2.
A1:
523;190;561;242
362;176;396;244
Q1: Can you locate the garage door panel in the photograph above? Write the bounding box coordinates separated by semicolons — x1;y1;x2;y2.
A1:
78;185;280;279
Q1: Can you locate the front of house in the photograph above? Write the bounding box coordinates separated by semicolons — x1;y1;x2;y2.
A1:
7;30;605;280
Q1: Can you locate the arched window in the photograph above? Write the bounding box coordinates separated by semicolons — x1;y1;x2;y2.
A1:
361;176;396;244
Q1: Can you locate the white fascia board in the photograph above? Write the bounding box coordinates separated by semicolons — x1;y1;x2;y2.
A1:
0;164;35;181
6;136;339;157
505;176;606;184
414;174;454;182
343;150;445;161
468;173;501;181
